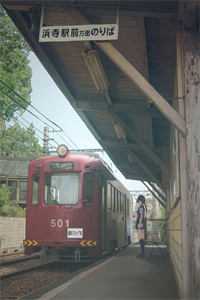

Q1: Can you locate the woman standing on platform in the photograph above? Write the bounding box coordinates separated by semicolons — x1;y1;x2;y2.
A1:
136;195;147;257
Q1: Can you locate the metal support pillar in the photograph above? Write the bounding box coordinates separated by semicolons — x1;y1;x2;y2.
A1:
43;126;49;154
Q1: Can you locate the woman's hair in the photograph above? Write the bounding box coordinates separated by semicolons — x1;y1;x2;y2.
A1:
137;194;145;204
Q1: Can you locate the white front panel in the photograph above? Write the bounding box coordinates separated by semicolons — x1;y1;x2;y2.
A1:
67;228;83;239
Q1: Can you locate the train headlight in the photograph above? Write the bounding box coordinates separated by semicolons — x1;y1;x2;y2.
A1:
57;144;69;157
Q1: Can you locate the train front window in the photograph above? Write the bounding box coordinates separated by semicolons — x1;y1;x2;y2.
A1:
45;173;79;205
32;176;39;205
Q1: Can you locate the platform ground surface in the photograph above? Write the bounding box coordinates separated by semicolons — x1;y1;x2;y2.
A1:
41;246;179;300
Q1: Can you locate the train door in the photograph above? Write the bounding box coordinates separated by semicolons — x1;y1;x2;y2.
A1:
26;171;42;245
100;176;107;253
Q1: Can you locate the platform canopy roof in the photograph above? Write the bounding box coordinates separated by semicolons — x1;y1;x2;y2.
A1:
3;0;190;190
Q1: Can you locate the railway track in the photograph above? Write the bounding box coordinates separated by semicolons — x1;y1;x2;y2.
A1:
0;247;112;299
0;252;40;267
0;254;49;279
0;259;92;300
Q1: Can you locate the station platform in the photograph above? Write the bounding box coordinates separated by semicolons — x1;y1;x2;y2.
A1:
41;246;179;300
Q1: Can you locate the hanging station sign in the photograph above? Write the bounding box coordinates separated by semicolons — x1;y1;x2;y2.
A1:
39;23;119;42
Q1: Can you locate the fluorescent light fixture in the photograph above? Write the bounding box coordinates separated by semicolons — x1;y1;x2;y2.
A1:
128;153;134;163
113;123;126;140
82;49;109;93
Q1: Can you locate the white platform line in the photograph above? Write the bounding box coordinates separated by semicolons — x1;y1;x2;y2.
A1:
39;257;115;300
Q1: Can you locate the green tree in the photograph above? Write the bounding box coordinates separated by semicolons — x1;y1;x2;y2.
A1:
0;123;42;158
0;6;31;120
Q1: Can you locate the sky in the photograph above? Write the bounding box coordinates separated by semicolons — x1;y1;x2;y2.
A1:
23;52;146;192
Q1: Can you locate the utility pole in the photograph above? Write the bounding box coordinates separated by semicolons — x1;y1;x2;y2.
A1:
43;126;49;154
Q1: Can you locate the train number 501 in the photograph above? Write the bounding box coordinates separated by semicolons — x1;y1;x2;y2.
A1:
50;218;69;228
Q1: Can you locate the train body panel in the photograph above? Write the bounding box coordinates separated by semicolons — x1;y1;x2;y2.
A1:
25;151;132;260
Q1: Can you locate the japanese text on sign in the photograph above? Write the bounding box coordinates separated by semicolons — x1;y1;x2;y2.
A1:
39;24;118;42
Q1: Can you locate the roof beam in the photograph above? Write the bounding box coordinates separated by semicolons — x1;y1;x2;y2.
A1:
76;103;167;171
128;151;160;185
147;182;167;202
142;181;166;208
103;139;136;149
111;111;168;174
96;42;186;136
76;100;148;113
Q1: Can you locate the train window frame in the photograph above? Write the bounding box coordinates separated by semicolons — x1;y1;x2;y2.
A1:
124;196;127;216
19;180;27;204
114;188;118;212
111;185;114;211
32;175;39;205
107;183;112;210
45;173;80;205
119;192;122;212
116;190;118;212
83;172;94;205
121;194;125;213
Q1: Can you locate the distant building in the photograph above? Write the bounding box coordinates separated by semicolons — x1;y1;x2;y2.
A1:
0;158;30;207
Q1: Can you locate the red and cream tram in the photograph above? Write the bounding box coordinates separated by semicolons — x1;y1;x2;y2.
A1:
24;145;132;261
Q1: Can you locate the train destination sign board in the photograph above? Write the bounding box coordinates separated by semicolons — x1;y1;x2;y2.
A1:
49;162;73;170
39;24;119;42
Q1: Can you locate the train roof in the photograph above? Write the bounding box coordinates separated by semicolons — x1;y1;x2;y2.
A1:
32;153;99;165
30;151;114;175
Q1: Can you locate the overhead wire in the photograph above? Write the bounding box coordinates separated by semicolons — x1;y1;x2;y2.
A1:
56;131;78;149
0;79;62;131
0;79;79;149
0;88;57;130
16;112;74;149
17;119;44;142
12;114;44;143
17;114;44;135
0;123;45;155
17;113;72;149
16;116;57;149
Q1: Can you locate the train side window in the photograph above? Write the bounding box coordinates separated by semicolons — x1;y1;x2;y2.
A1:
32;176;39;205
114;188;117;212
125;197;127;216
121;194;125;213
83;172;94;204
117;191;120;212
111;186;114;211
112;187;114;211
119;192;122;212
127;199;129;216
107;184;111;209
118;191;121;212
126;198;129;216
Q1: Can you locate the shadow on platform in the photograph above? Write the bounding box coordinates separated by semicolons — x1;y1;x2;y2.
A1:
41;245;179;300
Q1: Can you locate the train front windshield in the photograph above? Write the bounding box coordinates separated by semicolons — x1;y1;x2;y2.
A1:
44;173;80;205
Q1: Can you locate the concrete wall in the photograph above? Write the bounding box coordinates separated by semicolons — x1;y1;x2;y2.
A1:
167;126;183;293
184;31;200;298
0;217;25;254
167;18;200;298
168;203;183;292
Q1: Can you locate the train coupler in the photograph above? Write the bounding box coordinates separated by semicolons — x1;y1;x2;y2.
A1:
74;248;81;263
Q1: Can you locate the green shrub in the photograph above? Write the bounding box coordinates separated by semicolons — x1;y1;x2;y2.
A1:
0;186;25;217
0;186;10;207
